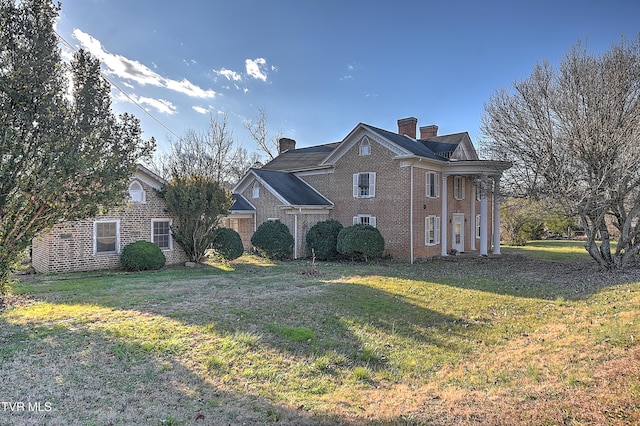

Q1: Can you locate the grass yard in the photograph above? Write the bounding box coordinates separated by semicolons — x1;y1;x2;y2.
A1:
1;243;640;425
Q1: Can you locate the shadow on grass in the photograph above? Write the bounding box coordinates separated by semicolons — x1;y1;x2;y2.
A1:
399;253;640;301
0;312;340;425
7;252;640;423
5;258;482;424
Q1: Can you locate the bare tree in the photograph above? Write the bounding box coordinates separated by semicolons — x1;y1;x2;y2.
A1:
157;113;258;186
481;36;640;269
243;107;283;161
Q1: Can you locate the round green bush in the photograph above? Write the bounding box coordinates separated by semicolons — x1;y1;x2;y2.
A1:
250;220;294;260
336;224;385;261
120;240;166;271
212;228;244;260
306;219;343;260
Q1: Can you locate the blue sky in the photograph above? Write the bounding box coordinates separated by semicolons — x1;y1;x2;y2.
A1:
54;0;640;159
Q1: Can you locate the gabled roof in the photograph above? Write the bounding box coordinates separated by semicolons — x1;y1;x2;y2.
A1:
421;132;479;160
134;163;166;190
261;142;340;171
249;169;333;207
230;193;255;211
363;124;446;161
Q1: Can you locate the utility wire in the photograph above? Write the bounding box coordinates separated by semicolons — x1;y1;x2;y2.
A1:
55;30;181;140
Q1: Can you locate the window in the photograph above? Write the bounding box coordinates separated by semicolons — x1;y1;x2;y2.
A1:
152;219;172;250
252;181;260;198
425;216;441;246
94;220;119;254
353;172;376;198
475;214;481;239
353;214;377;227
359;137;371;156
128;181;146;203
426;171;440;198
476;181;482;201
454;176;465;200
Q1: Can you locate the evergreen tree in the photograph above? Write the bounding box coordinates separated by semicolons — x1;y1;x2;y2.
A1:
0;0;155;292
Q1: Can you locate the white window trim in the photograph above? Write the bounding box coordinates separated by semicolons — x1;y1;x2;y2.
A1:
425;215;441;246
352;172;376;198
359;137;371;156
151;218;173;251
353;214;377;228
252;181;260;198
475;214;481;239
93;219;120;255
128;180;146;203
426;171;440;198
454;176;465;200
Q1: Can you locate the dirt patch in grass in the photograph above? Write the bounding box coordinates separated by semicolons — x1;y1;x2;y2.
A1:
0;294;35;312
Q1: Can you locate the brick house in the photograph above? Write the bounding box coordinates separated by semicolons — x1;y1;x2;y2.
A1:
31;164;188;273
228;117;511;263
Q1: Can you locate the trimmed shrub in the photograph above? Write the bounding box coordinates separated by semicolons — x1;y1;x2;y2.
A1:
337;224;385;261
120;240;166;271
251;220;294;260
306;219;343;260
212;228;244;261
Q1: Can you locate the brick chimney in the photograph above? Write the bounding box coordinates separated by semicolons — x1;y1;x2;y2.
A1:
278;138;296;154
420;125;438;139
397;117;418;139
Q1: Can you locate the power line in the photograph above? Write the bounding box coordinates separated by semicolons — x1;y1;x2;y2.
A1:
54;30;181;140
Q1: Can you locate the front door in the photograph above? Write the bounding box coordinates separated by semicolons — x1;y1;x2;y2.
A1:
452;213;465;253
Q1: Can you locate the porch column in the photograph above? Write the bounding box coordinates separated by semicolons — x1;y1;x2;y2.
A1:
492;177;502;255
441;173;448;256
470;178;476;251
479;175;488;256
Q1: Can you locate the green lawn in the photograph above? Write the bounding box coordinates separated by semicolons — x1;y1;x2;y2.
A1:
1;245;639;425
502;239;594;260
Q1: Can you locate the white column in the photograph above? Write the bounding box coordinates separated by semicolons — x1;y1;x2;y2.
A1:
441;173;448;256
470;179;476;251
479;175;488;256
492;177;502;255
410;166;414;264
294;213;298;259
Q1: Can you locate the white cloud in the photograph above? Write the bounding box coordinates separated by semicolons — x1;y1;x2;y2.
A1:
245;58;268;81
165;78;216;98
216;68;242;81
136;97;177;115
72;29;216;99
114;91;176;115
192;106;209;114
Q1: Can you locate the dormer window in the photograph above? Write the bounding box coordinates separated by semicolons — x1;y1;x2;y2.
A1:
128;181;145;203
359;137;371;156
252;181;260;198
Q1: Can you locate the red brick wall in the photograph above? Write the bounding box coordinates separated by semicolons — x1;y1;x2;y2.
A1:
302;137;494;261
302;136;412;260
220;217;254;252
236;177;330;258
31;179;188;273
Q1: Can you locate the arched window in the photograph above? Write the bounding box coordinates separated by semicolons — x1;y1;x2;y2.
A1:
359;137;371;156
128;181;145;203
252;181;260;198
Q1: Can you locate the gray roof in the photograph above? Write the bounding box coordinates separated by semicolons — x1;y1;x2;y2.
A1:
230;193;254;211
364;125;471;161
260;124;472;173
261;142;340;171
252;169;333;206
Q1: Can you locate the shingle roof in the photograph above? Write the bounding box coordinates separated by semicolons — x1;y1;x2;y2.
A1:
230;193;254;211
261;142;340;171
252;169;333;206
363;124;448;161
